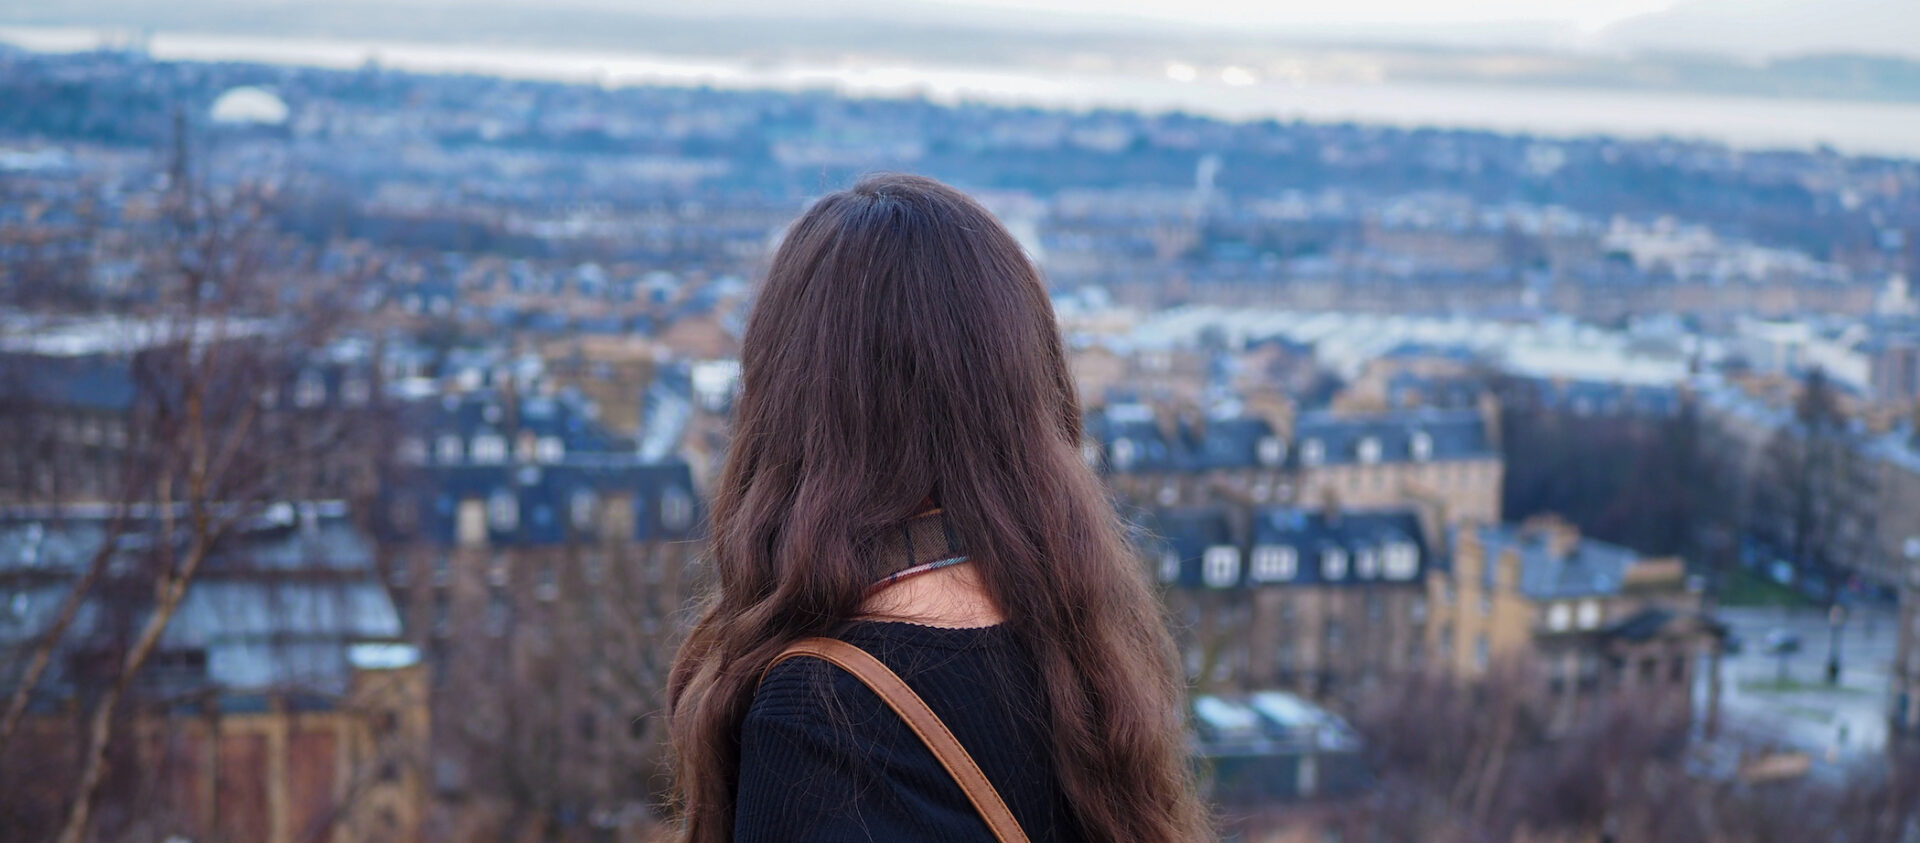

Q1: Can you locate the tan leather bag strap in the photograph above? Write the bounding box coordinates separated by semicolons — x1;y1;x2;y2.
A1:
763;637;1032;843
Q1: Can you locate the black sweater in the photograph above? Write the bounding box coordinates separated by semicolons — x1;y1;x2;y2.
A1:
734;620;1087;843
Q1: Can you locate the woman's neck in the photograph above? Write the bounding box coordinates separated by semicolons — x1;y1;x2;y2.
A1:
856;558;1006;628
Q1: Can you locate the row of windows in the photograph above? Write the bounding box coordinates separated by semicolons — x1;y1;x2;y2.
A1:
456;486;694;537
398;433;568;465
1102;431;1441;471
1175;541;1421;586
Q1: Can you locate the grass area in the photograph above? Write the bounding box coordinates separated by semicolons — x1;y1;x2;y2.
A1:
1738;678;1871;696
1717;567;1815;608
1779;704;1838;725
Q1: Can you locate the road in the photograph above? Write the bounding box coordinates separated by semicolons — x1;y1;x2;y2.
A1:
1711;604;1898;765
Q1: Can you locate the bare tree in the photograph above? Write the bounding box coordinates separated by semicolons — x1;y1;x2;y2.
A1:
0;114;396;843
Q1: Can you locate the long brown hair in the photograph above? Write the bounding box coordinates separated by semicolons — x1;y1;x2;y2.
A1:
665;173;1209;842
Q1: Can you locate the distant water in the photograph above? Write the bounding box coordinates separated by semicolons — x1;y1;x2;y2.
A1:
7;25;1920;160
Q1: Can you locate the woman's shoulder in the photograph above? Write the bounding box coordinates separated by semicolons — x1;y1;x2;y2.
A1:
746;621;1018;727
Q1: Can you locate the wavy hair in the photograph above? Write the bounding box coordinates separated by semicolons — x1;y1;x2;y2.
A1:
665;173;1208;842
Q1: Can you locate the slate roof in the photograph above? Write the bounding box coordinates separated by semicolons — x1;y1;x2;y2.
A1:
396;458;701;546
1473;523;1644;599
1290;408;1493;466
1139;505;1431;590
0;504;407;703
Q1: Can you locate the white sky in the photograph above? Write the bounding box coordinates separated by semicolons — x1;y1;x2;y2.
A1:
917;0;1682;33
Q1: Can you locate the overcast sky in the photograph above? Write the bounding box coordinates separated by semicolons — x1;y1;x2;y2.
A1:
599;0;1920;57
6;0;1917;58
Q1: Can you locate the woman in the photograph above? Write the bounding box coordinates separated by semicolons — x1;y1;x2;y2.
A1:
666;173;1209;843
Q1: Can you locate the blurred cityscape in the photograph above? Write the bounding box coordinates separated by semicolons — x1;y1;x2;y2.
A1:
2;6;1920;842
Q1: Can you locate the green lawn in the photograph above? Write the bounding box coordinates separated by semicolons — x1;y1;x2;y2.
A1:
1717;567;1814;608
1738;678;1871;696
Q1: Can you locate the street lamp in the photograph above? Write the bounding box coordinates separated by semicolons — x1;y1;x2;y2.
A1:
1827;603;1846;685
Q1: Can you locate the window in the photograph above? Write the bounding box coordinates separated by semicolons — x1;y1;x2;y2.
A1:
1080;441;1100;467
487;490;519;531
472;434;508;464
1203;546;1240;588
1250;545;1298;581
1410;596;1427;623
342;377;371;406
1111;438;1137;470
1383;542;1419;580
1256;436;1285;466
436;434;464;464
1547;602;1572;631
431;552;451;586
1474;635;1490;670
1301;438;1325;466
570;490;598;530
1410;430;1433;461
397;437;428;464
1156;482;1179;506
1354;548;1379;579
1158;551;1180;583
486;589;510;636
294;371;327;407
536;436;565;463
661;487;693;531
1357;436;1382;464
1321;548;1348;580
1669;655;1688;684
1576;600;1602;630
535;563;558;602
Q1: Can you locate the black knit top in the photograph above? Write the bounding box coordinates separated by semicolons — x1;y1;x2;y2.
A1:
734;620;1087;843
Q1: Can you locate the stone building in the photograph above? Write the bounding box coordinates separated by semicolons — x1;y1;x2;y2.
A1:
1430;515;1723;730
1142;503;1441;703
380;388;701;838
1089;403;1502;527
0;503;426;843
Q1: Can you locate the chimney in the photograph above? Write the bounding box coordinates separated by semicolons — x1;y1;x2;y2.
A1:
1524;513;1581;559
1320;487;1343;526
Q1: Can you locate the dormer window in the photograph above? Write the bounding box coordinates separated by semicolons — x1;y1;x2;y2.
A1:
1203;546;1240;588
436;434;464;464
1576;599;1602;629
341;377;371;406
1251;545;1298;581
1355;547;1379;579
487;489;519;531
1547;602;1572;631
570;489;597;530
1357;436;1382;464
536;436;565;463
1410;430;1434;462
1112;438;1137;470
1383;542;1419;580
661;487;694;531
294;371;327;408
471;434;508;464
1321;548;1349;580
1256;436;1286;467
1301;438;1325;467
